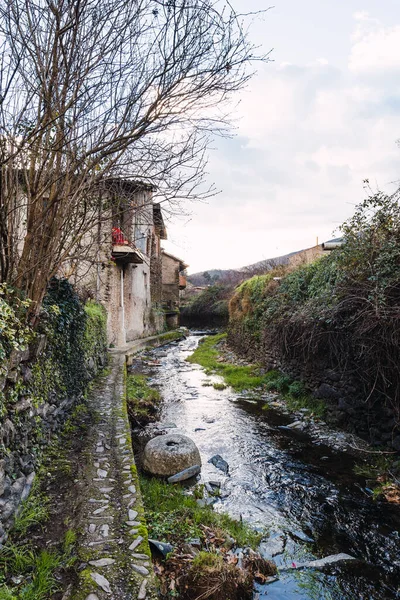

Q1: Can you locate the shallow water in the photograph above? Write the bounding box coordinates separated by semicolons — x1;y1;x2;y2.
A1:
138;335;400;599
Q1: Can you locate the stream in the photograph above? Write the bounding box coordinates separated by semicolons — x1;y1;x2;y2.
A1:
133;333;400;599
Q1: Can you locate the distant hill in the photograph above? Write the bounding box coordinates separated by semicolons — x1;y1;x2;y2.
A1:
187;250;299;287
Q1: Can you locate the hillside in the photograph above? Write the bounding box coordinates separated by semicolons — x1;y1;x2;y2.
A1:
187;249;304;287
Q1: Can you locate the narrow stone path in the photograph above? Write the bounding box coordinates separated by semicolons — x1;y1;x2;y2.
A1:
69;353;157;600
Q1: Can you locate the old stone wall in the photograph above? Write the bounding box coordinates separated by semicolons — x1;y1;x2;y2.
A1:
0;285;108;546
228;327;399;450
161;252;180;308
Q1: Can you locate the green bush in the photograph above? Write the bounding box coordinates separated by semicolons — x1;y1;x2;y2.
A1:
0;285;32;364
36;279;107;399
84;300;107;363
288;380;307;398
181;284;230;323
229;191;400;416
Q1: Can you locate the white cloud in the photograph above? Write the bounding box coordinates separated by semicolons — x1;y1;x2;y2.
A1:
164;10;400;273
349;14;400;72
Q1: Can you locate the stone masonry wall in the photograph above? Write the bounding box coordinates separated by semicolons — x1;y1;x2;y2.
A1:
0;291;108;547
228;327;400;450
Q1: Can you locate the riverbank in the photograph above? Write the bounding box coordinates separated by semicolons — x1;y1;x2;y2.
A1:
132;333;400;599
189;334;400;499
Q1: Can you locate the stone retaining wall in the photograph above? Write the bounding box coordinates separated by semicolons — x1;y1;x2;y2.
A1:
0;336;108;546
228;328;400;450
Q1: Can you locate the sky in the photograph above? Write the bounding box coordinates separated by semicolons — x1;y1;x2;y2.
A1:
162;0;400;274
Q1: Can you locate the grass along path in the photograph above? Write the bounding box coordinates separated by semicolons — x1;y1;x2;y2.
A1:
139;476;276;600
140;476;262;549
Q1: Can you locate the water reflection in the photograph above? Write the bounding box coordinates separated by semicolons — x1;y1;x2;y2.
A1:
137;335;400;599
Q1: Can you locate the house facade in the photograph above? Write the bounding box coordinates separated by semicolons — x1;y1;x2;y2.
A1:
65;179;167;346
161;250;188;328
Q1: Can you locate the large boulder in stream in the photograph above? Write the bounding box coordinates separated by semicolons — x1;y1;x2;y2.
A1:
143;433;201;477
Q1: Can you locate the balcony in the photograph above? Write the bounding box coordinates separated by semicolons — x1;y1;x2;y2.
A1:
179;274;187;289
111;227;145;265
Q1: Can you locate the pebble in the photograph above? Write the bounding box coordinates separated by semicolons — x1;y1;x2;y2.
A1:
126;520;140;526
97;469;108;478
93;505;108;515
131;564;149;576
90;572;111;593
128;485;136;494
128;509;138;521
138;579;147;600
132;553;150;560
99;524;109;537
89;558;115;567
129;536;143;551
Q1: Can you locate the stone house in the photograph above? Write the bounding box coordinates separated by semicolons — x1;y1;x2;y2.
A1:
65;179;167;346
161;250;188;328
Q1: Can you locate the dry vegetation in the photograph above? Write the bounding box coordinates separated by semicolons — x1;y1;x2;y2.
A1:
228;192;400;427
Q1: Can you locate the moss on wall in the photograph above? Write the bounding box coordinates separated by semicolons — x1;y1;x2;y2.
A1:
0;278;108;537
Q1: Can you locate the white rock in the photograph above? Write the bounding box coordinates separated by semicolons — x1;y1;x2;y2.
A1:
128;509;138;521
90;572;111;594
89;558;115;567
129;536;143;551
93;505;108;515
131;564;149;576
138;579;147;600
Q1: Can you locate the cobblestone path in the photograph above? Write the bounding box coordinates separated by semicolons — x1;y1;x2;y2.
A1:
70;353;156;600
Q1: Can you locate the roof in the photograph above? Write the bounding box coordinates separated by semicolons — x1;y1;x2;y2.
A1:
322;237;344;251
161;250;188;270
153;203;167;240
100;177;155;194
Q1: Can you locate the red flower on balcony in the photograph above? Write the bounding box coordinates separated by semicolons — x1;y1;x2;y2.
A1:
112;227;129;246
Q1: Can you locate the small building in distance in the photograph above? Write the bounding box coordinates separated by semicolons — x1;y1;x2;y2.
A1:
161;250;188;328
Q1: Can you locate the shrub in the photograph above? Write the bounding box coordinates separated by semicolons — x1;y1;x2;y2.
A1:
228;191;400;424
181;285;230;324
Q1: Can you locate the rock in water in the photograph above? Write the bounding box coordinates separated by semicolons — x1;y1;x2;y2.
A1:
208;454;229;474
167;465;201;483
143;434;201;477
281;553;356;571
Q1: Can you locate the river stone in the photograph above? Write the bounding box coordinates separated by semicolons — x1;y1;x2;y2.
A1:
167;465;201;483
208;454;229;474
142;434;201;477
0;460;5;496
281;553;356;571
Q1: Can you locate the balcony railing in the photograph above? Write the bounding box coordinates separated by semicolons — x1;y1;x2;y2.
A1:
111;227;144;264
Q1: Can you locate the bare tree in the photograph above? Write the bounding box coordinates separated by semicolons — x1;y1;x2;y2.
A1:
0;0;269;319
